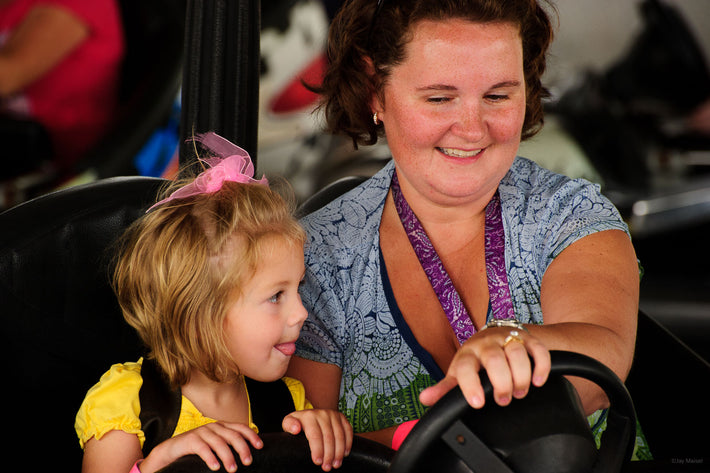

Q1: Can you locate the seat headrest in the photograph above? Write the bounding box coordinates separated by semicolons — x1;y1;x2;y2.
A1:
0;176;166;467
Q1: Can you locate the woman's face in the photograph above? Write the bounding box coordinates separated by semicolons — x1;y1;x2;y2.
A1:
375;19;526;209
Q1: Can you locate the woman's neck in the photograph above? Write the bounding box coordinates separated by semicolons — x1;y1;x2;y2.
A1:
390;187;493;256
392;171;495;237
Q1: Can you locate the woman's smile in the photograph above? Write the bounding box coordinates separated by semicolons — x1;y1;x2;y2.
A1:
437;146;485;159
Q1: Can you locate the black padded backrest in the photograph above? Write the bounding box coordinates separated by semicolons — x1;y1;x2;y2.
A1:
625;310;710;463
0;176;166;468
297;176;369;217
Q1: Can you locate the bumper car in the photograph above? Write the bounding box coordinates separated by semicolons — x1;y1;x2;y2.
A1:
2;169;709;472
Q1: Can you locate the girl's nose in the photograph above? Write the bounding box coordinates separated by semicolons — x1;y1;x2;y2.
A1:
290;296;308;325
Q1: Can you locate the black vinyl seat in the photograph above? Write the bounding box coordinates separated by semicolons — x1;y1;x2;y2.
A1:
624;312;710;468
0;176;166;468
297;175;368;217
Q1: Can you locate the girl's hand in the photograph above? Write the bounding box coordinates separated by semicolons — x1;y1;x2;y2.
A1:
141;422;263;473
419;326;551;409
282;409;353;471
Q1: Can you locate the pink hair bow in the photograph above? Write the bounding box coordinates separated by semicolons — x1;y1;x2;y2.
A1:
148;132;268;212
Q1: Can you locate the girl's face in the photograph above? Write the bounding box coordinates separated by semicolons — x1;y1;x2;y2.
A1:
375;19;526;209
223;236;307;382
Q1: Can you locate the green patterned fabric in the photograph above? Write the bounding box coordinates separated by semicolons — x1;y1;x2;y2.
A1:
587;410;653;460
339;373;433;432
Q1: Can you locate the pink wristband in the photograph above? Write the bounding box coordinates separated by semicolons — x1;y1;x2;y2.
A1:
129;460;142;473
391;419;419;450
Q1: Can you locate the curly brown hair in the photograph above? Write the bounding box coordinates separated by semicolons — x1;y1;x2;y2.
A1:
315;0;556;148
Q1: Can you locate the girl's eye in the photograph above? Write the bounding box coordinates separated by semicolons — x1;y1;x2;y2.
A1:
268;291;283;304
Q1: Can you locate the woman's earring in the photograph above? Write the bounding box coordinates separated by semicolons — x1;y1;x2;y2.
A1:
373;112;379;125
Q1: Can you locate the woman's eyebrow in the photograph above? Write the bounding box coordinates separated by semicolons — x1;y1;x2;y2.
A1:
490;80;522;89
416;84;457;92
416;80;522;92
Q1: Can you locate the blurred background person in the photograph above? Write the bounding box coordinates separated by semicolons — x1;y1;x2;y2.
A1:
0;0;124;179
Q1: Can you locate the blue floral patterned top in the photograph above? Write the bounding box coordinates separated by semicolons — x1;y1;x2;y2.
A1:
296;157;629;434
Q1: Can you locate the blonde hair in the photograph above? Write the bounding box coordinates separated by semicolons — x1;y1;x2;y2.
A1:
112;177;305;388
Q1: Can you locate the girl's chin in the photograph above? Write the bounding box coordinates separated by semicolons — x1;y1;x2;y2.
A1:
244;364;289;382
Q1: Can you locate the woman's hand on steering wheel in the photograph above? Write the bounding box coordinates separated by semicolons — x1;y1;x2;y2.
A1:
419;326;551;409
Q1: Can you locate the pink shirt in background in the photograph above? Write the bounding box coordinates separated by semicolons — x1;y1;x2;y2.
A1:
0;0;125;168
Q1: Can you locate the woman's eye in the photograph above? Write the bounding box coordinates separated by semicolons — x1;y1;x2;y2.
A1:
486;94;509;102
427;96;451;104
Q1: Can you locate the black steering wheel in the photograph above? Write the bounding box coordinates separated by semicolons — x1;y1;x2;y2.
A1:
389;350;637;473
156;433;393;473
157;351;635;473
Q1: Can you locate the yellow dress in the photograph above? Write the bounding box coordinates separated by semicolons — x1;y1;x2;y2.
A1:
75;359;312;449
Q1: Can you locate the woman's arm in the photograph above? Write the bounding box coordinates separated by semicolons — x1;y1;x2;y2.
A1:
533;228;639;414
0;5;88;96
420;229;637;416
286;357;342;410
287;357;398;447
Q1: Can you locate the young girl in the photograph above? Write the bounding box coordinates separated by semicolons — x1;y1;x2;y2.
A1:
75;133;352;473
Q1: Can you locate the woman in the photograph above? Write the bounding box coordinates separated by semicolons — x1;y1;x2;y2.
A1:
288;0;639;450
